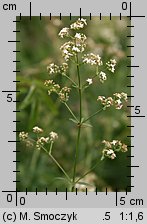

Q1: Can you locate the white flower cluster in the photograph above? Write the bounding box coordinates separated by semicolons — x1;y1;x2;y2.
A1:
60;40;86;61
44;79;71;102
47;63;59;74
58;27;70;38
101;140;128;160
58;86;71;102
50;131;58;142
19;132;33;148
44;79;60;95
99;71;107;83
36;137;49;150
19;132;28;141
97;96;113;108
106;59;116;73
47;62;68;75
33;126;43;134
58;18;87;61
83;53;103;66
19;129;58;151
113;92;128;109
74;33;87;45
70;18;87;30
97;92;127;110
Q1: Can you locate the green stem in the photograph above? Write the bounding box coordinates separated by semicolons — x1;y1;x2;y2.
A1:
29;137;71;183
72;54;82;191
64;102;79;122
49;141;53;154
83;107;104;123
49;153;71;183
72;127;81;191
63;74;77;87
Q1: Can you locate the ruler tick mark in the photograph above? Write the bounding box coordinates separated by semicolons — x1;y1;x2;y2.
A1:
30;2;32;20
9;140;20;142
116;188;118;206
90;13;91;20
110;13;111;20
127;65;139;68
127;165;139;168
66;188;67;200
127;115;145;118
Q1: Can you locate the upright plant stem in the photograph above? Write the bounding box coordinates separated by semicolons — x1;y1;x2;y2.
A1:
72;54;82;191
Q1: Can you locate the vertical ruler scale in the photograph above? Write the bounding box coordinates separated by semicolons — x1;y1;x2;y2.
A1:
0;0;147;223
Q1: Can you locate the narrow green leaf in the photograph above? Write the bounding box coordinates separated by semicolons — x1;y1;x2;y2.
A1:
69;118;78;124
20;85;36;110
82;123;93;128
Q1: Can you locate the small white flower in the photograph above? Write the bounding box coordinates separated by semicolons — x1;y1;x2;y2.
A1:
107;149;114;155
19;132;28;141
106;59;117;73
36;137;49;150
72;46;80;52
75;33;82;39
99;71;107;83
58;27;69;38
111;140;118;145
49;131;58;142
70;18;87;30
47;63;59;74
83;53;103;66
115;99;123;110
33;126;43;134
86;78;93;85
121;92;128;101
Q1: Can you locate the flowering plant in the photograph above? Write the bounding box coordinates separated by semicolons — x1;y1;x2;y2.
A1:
19;18;128;192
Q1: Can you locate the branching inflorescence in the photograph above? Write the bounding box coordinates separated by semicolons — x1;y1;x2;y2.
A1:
19;18;128;192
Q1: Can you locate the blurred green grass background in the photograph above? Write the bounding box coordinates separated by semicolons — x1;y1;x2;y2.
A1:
16;16;131;192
